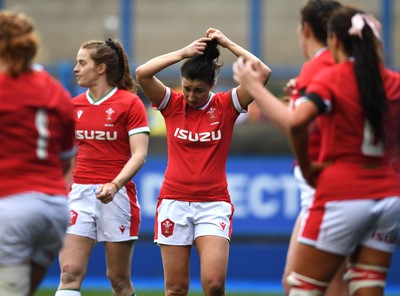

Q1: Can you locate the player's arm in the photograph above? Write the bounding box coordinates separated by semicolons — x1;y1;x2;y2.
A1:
96;132;149;204
206;28;271;108
233;57;289;134
289;99;319;186
111;132;149;190
136;37;211;107
62;156;75;189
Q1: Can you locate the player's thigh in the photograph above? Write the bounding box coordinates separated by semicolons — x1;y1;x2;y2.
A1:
284;214;302;274
104;240;135;278
160;244;191;286
195;235;229;281
292;242;345;283
58;233;95;277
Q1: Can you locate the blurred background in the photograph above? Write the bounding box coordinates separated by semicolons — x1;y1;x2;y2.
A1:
2;0;399;294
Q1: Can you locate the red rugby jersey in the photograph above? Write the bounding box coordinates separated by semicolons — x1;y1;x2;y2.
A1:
155;87;244;202
72;87;150;183
290;48;335;161
307;61;400;201
0;68;75;197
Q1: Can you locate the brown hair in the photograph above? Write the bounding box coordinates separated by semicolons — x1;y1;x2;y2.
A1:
0;11;39;77
81;39;137;93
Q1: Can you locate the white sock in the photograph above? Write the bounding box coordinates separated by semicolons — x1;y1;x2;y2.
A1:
55;290;81;296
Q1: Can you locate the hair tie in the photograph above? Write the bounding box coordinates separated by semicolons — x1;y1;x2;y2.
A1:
348;13;381;40
105;38;117;50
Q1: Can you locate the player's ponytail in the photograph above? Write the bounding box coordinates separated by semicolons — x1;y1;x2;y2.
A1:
328;6;387;142
180;39;222;86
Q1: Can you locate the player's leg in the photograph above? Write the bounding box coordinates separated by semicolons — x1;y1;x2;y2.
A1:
160;244;191;296
344;196;400;296
193;201;232;296
155;200;193;296
195;236;229;296
104;240;135;296
56;184;97;295
282;213;302;294
346;247;392;296
56;234;95;294
285;218;349;296
286;243;344;296
325;259;349;296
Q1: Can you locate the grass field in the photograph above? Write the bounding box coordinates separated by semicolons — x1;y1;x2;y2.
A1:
35;289;279;296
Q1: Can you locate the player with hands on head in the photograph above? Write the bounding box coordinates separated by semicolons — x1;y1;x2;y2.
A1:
55;38;150;296
136;27;271;296
0;10;76;296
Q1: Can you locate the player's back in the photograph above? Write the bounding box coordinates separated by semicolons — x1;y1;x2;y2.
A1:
0;68;75;197
309;63;400;201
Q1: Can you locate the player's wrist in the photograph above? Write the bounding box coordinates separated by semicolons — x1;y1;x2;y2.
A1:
109;181;119;192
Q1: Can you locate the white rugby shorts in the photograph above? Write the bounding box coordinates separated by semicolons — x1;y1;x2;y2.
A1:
154;199;234;245
0;192;69;267
67;182;140;242
298;196;400;255
293;165;315;213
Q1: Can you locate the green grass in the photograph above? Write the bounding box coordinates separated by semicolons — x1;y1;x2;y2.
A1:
34;289;280;296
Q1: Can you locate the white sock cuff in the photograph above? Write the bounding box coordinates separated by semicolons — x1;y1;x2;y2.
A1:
55;290;81;296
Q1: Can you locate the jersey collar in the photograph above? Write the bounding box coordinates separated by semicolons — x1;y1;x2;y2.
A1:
86;86;118;105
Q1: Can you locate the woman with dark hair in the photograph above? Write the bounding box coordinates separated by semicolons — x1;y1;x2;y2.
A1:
55;39;150;296
235;4;400;296
233;0;346;294
136;28;271;296
285;6;400;296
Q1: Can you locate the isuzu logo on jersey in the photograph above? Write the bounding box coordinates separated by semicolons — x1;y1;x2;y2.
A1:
75;130;117;140
174;127;221;142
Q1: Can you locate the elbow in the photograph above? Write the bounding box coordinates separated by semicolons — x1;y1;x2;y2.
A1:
138;151;148;168
263;66;272;84
288;117;307;137
135;66;144;83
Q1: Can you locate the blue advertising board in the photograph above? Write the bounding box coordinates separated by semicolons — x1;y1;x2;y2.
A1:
134;155;299;237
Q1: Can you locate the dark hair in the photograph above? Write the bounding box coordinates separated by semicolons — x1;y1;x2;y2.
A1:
180;39;222;86
81;39;137;93
0;11;38;77
300;0;342;44
328;6;387;142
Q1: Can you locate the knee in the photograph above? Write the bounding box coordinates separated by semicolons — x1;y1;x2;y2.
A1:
164;280;189;296
59;263;84;286
106;271;132;294
286;271;328;296
344;263;387;295
165;286;189;296
201;275;225;296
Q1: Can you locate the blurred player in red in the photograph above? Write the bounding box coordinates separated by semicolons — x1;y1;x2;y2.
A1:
237;5;400;296
285;6;400;295
234;0;347;294
136;28;271;296
0;11;76;296
55;39;150;296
